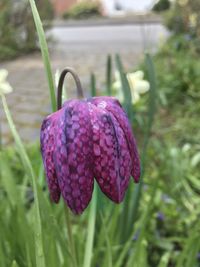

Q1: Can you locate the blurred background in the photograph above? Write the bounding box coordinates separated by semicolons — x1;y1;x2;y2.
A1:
0;0;168;144
1;1;200;266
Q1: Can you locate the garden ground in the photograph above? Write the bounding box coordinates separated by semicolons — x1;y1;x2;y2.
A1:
0;23;168;144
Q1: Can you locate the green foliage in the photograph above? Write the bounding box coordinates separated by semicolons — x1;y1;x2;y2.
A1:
0;0;54;61
151;35;200;106
63;1;101;20
152;0;171;12
165;0;200;37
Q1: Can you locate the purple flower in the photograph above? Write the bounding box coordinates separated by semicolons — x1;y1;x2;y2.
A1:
40;96;140;214
156;212;165;221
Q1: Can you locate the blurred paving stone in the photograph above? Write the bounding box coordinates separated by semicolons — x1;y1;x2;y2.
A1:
0;24;168;145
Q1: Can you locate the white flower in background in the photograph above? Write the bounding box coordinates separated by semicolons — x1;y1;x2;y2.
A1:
127;71;150;103
189;13;197;28
113;70;150;104
0;69;13;95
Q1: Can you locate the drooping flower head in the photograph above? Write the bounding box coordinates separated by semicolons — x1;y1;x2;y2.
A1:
40;68;140;214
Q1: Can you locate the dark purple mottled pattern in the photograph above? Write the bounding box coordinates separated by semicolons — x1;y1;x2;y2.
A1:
88;103;132;202
40;96;140;214
88;97;141;182
40;112;61;203
53;100;94;214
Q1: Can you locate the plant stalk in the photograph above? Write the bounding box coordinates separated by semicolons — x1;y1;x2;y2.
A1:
64;205;78;267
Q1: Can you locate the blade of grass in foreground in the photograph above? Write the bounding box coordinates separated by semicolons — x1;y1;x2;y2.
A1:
106;55;112;96
126;53;157;233
29;0;56;112
1;95;45;267
115;54;132;119
126;179;158;267
0;155;19;207
100;213;113;267
83;184;97;267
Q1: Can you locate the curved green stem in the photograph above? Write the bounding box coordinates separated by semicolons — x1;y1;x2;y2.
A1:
57;67;84;110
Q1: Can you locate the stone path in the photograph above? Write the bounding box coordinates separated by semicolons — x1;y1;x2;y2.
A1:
0;23;168;145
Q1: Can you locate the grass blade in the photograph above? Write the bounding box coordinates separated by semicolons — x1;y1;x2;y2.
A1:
115;54;132;118
126;179;158;267
90;73;97;97
29;0;56;112
83;184;97;267
126;53;157;232
0;154;19;207
100;213;113;267
1;95;45;267
143;53;157;160
106;55;112;96
115;239;132;267
176;220;200;267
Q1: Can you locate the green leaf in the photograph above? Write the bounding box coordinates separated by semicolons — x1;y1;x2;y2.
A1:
106;55;112;96
0;154;19;207
83;183;97;267
29;0;56;112
115;54;132;118
90;73;97;97
125;53;157;237
143;53;157;156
